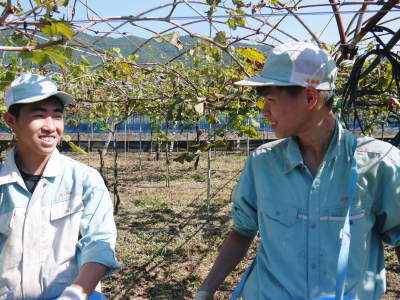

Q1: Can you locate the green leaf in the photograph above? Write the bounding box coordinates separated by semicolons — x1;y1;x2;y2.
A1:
44;48;69;68
40;21;74;39
57;0;69;6
256;99;265;110
236;16;246;27
214;31;227;46
242;125;259;138
237;47;265;63
227;18;237;30
19;51;49;65
62;134;72;142
68;142;88;154
173;152;200;164
207;114;220;125
34;0;42;6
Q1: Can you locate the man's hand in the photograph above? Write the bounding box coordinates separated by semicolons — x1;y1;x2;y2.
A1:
197;230;254;296
58;286;87;300
72;262;108;297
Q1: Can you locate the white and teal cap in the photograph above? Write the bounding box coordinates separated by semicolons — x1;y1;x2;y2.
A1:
235;42;337;90
4;73;74;109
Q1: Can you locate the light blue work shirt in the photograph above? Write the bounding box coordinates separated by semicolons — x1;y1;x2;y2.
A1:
232;121;400;300
0;148;120;299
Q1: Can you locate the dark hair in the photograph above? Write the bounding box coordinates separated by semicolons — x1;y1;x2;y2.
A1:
255;85;335;108
255;85;306;98
8;96;64;119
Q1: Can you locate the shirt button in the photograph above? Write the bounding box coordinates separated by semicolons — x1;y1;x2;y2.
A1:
275;211;281;216
311;224;317;229
311;264;317;269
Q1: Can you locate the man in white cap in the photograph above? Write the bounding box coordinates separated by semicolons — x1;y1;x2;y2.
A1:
0;73;119;299
194;42;400;299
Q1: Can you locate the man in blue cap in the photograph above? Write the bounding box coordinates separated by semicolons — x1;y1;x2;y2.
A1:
0;73;119;299
194;42;400;299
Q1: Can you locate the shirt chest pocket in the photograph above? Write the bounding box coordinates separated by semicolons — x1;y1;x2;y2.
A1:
259;204;299;243
321;205;370;251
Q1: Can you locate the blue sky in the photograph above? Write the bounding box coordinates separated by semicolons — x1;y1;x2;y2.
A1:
19;1;400;49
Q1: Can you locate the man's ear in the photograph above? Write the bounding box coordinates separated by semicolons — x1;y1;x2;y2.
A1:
3;112;17;131
305;87;319;109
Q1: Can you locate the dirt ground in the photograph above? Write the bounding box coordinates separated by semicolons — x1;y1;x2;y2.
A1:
67;151;400;300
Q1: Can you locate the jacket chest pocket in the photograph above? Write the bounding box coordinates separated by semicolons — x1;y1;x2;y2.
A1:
47;198;84;264
50;198;84;221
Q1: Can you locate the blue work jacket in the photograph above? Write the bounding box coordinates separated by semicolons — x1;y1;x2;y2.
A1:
0;148;119;299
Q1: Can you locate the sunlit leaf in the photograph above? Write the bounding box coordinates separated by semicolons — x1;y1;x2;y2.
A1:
68;142;88;154
62;134;72;143
237;47;265;64
256;99;265;110
57;0;69;6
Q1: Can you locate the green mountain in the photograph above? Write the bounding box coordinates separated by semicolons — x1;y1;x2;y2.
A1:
0;31;271;65
73;32;271;64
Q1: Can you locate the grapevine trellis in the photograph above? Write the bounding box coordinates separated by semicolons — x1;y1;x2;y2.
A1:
0;0;400;211
1;2;400;297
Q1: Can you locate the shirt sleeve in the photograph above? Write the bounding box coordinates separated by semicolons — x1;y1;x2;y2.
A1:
374;149;400;247
77;169;120;277
231;154;259;238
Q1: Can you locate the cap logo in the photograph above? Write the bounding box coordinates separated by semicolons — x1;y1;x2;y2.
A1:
306;79;321;85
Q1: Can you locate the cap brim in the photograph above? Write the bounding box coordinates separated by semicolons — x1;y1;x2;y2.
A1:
9;91;74;107
235;76;334;90
234;76;305;87
52;91;74;105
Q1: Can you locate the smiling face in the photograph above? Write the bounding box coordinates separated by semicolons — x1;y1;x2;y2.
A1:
261;86;310;139
4;97;64;163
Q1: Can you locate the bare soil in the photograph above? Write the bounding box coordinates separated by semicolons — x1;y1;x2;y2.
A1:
67;151;400;300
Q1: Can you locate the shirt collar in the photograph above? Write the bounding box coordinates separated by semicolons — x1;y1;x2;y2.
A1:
42;148;63;177
282;119;347;174
0;148;62;186
282;136;304;174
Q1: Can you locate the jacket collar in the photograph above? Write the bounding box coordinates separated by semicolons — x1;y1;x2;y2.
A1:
0;148;63;186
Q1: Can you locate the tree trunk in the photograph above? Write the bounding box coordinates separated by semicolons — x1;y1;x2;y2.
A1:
194;120;201;170
113;131;121;215
165;117;170;188
101;130;114;156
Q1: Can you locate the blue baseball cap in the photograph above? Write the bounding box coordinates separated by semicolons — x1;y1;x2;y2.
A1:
235;42;337;90
4;73;74;109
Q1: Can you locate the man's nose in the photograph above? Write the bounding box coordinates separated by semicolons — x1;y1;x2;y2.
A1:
43;117;56;131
